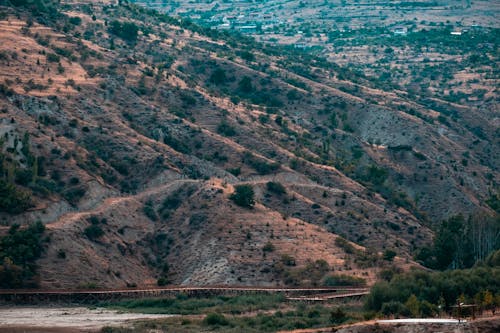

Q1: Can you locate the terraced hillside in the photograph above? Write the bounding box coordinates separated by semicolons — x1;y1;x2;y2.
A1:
0;0;497;289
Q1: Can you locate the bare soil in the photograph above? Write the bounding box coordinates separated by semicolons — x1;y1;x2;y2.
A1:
0;306;175;332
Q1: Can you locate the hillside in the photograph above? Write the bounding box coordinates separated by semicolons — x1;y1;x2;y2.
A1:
0;0;497;289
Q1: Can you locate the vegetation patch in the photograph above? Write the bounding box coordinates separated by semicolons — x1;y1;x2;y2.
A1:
0;222;46;288
230;184;255;208
365;259;500;317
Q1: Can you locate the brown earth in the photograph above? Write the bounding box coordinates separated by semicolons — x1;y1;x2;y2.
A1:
279;316;500;333
0;1;497;289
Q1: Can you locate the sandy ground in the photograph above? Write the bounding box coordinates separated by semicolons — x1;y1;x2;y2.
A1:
0;307;175;332
377;318;464;323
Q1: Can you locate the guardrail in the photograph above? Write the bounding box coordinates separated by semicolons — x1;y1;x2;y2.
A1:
0;286;369;304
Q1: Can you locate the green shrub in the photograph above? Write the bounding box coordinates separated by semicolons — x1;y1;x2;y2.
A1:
230;184;255;208
381;301;409;317
323;274;366;287
383;250;396;261
0;180;33;214
57;249;66;259
209;68;226;85
143;203;158;221
109;21;139;42
281;254;296;266
88;216;100;225
84;225;104;240
335;237;356;254
0;221;45;288
217;121;236;136
243;153;279;175
266;181;286;195
365;266;500;314
203;313;229;326
46;53;60;62
263;242;275;252
157;277;168;286
330;307;347;324
62;185;86;206
238;76;253;93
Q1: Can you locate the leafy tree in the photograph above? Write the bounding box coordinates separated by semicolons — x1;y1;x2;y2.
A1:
217;121;236;136
263;241;275;252
0;221;45;288
230;184;255;208
203;313;229;326
238;76;253;93
405;294;420;317
109;21;139;42
0;180;33;214
330;307;347;324
209;68;227;85
323;274;366;287
383;249;396;261
238;51;255;62
365;265;500;315
381;301;409;317
416;214;497;270
84;225;104;240
266;181;286;195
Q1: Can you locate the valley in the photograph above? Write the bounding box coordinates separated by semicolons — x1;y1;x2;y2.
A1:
0;0;498;332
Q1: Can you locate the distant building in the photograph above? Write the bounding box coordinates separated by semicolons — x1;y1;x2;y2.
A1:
294;38;309;49
450;31;462;36
217;23;231;30
238;25;257;34
392;26;408;35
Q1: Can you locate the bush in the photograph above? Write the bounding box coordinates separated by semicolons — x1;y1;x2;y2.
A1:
68;16;81;25
266;181;286;195
84;225;104;240
217;121;236;136
0;180;33;214
230;185;255;208
209;68;226;85
263;242;275;253
62;185;86;206
330;307;347;324
46;53;60;63
157;277;168;286
383;250;396;261
365;266;500;314
323;274;366;287
335;237;356;254
109;21;139;42
203;313;229;326
381;301;409;317
243;153;279;175
0;221;45;288
281;254;296;266
143;203;158;221
238;76;253;93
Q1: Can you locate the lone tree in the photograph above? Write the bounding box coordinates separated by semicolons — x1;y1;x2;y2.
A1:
230;184;255;208
109;20;139;42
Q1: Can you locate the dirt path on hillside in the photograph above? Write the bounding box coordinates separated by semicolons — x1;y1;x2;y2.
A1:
45;175;350;230
46;179;201;229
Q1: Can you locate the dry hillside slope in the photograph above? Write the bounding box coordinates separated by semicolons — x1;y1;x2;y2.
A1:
0;0;497;288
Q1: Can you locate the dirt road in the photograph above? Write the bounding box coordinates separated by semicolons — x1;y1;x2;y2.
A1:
0;306;175;332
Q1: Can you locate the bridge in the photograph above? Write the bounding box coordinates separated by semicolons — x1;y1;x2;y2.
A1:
0;286;369;304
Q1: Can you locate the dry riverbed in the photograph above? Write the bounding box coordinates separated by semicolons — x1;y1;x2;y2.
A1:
0;306;175;332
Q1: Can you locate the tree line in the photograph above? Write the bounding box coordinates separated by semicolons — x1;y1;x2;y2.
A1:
416;214;500;270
